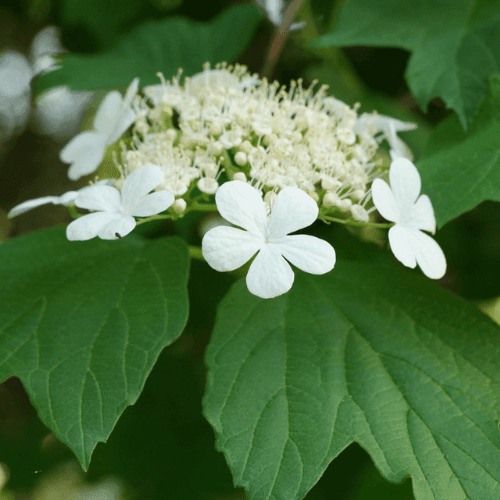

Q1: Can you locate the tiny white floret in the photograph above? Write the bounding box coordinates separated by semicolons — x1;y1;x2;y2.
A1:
372;158;446;279
60;78;139;181
202;181;336;298
66;164;174;241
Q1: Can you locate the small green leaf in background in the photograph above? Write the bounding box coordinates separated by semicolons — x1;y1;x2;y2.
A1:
58;0;144;50
309;0;500;128
0;227;189;469
36;4;262;93
204;260;500;500
418;76;500;228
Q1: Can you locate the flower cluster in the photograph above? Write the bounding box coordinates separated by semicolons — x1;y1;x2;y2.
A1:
8;64;445;298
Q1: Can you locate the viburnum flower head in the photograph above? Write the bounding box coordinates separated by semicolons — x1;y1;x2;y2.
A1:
202;181;336;299
60;78;139;181
372;158;446;279
66;164;174;241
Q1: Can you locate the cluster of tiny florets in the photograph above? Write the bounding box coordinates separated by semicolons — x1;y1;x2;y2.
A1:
116;63;383;220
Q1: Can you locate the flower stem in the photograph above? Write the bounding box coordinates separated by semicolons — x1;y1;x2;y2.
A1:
261;0;308;80
189;246;204;261
135;214;171;226
186;203;218;213
321;214;394;229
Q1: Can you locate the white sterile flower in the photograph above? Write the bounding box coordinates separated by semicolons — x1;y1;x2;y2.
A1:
8;180;113;218
0;50;32;137
372;158;446;279
60;78;139;181
356;113;417;161
256;0;306;30
202;181;336;298
66;164;174;241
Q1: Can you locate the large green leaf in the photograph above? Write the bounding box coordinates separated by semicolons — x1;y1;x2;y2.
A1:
36;5;262;93
0;226;189;469
204;261;500;500
309;0;500;128
417;76;500;228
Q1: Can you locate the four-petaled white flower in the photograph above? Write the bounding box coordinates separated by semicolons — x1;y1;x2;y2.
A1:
372;158;446;279
8;180;113;218
66;164;174;241
60;78;139;181
202;181;336;298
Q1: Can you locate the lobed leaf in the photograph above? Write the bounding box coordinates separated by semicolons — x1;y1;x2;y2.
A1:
0;226;190;469
418;76;500;228
309;0;500;128
204;259;500;500
35;5;262;93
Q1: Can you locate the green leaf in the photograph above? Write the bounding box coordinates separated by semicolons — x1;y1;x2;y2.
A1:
35;5;262;94
309;0;500;128
203;261;500;500
0;226;189;469
417;76;500;228
59;0;144;50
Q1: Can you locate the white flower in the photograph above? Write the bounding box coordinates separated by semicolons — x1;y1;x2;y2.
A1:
256;0;306;30
7;180;113;218
60;78;139;181
356;113;417;161
202;181;336;298
66;164;174;241
372;158;446;279
0;50;32;137
34;86;92;141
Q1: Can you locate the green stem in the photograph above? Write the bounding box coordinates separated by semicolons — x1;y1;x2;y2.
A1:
189;246;204;261
186;203;218;213
321;214;394;229
135;214;171;226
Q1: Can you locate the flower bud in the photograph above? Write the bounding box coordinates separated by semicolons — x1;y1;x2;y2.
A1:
233;172;247;182
198;177;219;194
322;192;339;208
351;204;369;222
166;128;177;141
209;122;223;136
172;198;187;214
321;177;342;191
239;140;252;154
337;198;352;212
234;151;247;166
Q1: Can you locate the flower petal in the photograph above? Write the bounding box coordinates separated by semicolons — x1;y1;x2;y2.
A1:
202;226;262;272
130;190;174;217
215;181;267;238
120;164;165;213
8;193;78;218
389;158;421;211
93;91;123;136
61;131;107;180
388;225;417;269
75;185;122;213
371;178;398;223
404;194;436;234
389;225;446;279
246;244;294;299
267;187;318;239
407;228;446;280
274;234;336;274
66;212;121;241
98;215;136;240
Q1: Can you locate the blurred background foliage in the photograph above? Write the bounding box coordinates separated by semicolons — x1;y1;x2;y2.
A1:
0;0;498;498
